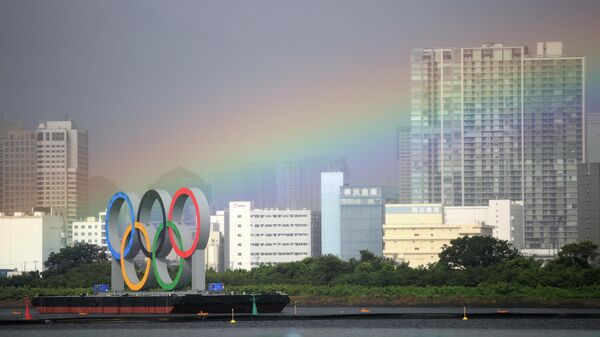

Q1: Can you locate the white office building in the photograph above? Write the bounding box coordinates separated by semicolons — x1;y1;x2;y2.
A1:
70;212;106;249
445;200;524;249
0;212;62;274
320;172;344;257
228;202;313;270
36;121;88;245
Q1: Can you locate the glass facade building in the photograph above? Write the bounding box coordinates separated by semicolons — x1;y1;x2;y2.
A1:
320;172;344;257
410;42;585;249
339;186;398;260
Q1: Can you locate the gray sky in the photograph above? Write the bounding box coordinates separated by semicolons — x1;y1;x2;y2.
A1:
1;0;598;189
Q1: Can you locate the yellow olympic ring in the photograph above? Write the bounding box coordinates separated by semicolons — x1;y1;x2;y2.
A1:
120;222;152;291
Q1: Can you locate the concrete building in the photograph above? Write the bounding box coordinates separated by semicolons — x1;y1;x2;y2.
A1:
320;172;345;256
396;126;412;203
0;212;62;274
0;121;24;213
205;222;224;272
409;42;585;249
36;121;88;245
383;204;494;266
276;157;348;211
310;212;322;257
577;163;600;246
211;211;228;269
70;212;106;248
227;202;314;270
1;128;37;213
339;186;398;260
445;200;524;249
587;114;600;163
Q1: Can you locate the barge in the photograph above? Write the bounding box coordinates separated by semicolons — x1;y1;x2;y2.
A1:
32;293;290;314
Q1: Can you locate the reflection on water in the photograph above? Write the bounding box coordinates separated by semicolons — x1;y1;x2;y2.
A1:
2;319;600;337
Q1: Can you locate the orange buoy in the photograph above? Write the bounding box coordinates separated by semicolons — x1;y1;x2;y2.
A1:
360;308;370;313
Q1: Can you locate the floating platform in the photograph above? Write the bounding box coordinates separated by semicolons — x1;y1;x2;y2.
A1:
32;293;290;314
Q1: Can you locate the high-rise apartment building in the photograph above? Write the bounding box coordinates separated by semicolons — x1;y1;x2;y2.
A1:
36;121;88;244
0;128;37;213
577;163;600;246
0;121;19;212
410;42;584;249
397;126;412;203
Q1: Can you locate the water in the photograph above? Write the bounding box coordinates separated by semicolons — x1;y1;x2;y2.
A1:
2;318;600;337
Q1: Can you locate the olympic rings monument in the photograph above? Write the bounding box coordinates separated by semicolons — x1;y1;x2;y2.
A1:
105;187;210;292
32;186;291;315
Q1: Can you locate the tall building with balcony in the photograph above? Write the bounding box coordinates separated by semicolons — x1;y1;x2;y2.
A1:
36;121;88;244
0;127;37;213
410;42;584;249
397;126;412;203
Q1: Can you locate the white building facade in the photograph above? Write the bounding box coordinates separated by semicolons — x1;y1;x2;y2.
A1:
36;121;88;244
70;212;106;249
206;213;225;272
320;172;344;257
228;202;313;270
0;212;62;274
445;200;524;249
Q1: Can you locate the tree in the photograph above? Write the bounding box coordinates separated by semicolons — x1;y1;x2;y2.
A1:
43;242;108;275
551;241;599;269
438;235;521;270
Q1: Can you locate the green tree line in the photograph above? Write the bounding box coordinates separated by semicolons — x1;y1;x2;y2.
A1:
1;238;599;296
206;238;600;289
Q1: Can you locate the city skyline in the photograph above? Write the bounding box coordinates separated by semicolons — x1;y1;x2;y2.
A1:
1;1;599;191
408;42;584;249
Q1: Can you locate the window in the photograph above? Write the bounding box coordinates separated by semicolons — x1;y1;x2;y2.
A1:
52;132;64;141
